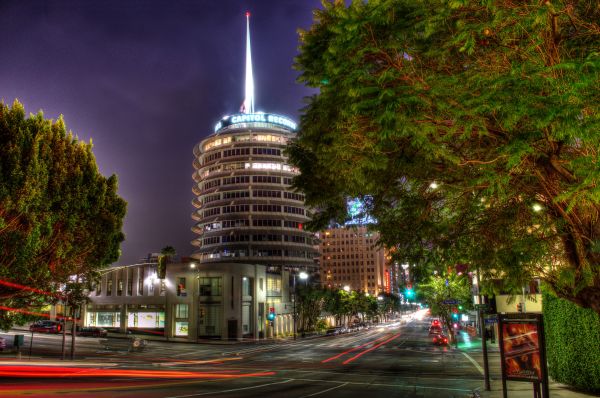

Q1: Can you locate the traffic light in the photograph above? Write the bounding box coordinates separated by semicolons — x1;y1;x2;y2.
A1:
267;307;276;322
452;312;459;320
404;287;414;299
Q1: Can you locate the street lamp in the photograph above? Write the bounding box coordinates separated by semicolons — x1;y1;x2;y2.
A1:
189;263;199;342
293;271;309;340
343;285;351;292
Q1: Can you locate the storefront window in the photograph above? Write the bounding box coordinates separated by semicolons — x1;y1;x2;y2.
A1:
175;322;189;336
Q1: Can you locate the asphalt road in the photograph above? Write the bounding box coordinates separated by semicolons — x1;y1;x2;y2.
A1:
0;316;500;397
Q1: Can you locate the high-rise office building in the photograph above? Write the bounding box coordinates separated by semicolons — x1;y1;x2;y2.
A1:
318;226;390;295
191;13;316;272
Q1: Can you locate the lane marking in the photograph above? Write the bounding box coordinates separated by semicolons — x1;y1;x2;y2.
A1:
300;382;349;397
462;352;484;376
164;378;294;397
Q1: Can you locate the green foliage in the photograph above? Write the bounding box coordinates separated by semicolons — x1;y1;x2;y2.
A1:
543;290;600;392
290;0;600;314
419;272;472;340
0;100;127;330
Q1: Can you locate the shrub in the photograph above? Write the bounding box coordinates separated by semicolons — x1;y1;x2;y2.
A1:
543;291;600;392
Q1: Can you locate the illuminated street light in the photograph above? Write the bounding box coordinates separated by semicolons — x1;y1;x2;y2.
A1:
189;263;196;269
343;285;351;292
532;203;543;212
293;271;310;340
429;182;439;189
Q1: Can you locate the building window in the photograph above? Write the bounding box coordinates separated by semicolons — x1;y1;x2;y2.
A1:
242;278;252;296
138;268;144;295
199;277;222;296
177;277;187;296
160;280;166;296
175;304;189;318
106;280;113;296
222;219;250;228
266;277;281;296
95;282;101;296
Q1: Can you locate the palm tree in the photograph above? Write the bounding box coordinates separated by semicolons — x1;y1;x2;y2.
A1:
158;246;176;279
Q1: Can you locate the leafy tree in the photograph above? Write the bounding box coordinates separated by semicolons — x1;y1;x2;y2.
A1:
419;272;472;342
0;100;126;330
290;0;600;313
296;284;327;332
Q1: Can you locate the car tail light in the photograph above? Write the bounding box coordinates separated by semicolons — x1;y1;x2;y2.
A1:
444;339;448;343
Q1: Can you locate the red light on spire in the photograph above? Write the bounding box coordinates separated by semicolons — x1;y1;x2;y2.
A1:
245;11;251;17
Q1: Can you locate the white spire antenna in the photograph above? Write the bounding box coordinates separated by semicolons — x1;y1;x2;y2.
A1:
242;11;255;114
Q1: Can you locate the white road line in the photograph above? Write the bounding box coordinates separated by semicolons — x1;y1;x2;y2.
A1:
462;351;485;375
164;378;294;398
300;382;349;397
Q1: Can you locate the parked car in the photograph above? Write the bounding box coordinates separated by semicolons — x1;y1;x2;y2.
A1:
325;327;343;336
428;324;443;335
432;333;449;345
29;320;63;334
77;327;108;338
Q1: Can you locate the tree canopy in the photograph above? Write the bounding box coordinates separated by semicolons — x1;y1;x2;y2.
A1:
0;100;127;329
289;1;600;313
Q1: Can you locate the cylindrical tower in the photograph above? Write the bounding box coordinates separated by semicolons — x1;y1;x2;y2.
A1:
191;113;316;270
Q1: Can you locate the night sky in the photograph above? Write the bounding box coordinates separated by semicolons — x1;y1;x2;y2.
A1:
0;0;321;265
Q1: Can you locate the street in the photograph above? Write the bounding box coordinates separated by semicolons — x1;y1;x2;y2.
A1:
0;317;499;397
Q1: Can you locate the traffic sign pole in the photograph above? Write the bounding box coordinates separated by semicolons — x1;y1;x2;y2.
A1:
479;308;491;391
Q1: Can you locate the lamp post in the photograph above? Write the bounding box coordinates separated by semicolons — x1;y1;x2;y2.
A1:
293;271;308;340
190;263;199;342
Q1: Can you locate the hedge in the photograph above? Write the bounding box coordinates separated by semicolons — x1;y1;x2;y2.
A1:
543;291;600;392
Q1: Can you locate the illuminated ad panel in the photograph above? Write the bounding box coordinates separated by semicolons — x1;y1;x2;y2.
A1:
345;197;376;225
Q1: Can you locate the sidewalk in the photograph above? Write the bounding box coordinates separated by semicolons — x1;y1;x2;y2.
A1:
476;380;599;398
458;332;598;398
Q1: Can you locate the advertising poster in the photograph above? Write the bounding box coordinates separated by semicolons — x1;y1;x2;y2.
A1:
501;321;542;381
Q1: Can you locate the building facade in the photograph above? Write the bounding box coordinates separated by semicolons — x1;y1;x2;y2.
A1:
191;113;317;272
83;261;297;340
318;226;389;296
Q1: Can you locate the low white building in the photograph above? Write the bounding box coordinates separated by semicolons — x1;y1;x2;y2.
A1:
82;261;296;340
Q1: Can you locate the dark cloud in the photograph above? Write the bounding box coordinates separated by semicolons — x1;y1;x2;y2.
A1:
0;0;321;265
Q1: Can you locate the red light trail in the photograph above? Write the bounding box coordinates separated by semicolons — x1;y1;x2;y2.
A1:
0;365;275;379
0;279;62;298
321;333;392;363
342;333;401;364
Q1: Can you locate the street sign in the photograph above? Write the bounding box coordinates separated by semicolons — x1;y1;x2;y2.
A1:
443;299;460;305
485;318;498;324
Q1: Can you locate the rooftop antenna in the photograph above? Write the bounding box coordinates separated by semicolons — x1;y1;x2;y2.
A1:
242;11;254;114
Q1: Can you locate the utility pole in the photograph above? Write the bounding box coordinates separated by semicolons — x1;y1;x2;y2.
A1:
476;269;491;391
70;304;78;360
61;301;67;360
293;274;297;340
